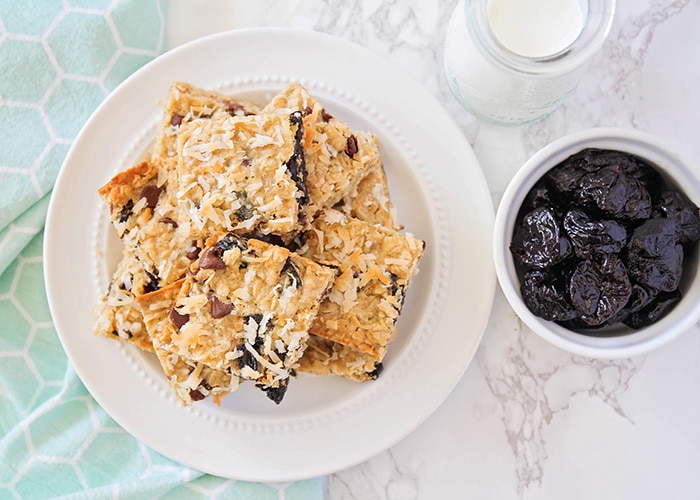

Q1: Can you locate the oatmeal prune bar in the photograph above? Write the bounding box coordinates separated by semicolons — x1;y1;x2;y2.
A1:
175;112;307;240
97;159;197;288
335;162;401;231
298;334;383;382
94;250;154;352
262;83;381;222
151;81;260;161
296;164;403;381
137;279;236;406
298;208;424;362
96;159;202;352
145;233;336;404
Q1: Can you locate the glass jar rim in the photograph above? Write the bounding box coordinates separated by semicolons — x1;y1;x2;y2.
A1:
466;0;616;75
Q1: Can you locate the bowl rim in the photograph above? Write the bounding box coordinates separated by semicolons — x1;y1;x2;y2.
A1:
493;127;700;359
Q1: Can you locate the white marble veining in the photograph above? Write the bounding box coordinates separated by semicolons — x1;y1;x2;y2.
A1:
165;1;700;498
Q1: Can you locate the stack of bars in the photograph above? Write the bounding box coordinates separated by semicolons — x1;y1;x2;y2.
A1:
96;82;425;405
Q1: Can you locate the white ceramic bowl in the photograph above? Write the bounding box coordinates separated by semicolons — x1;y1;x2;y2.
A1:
494;128;700;358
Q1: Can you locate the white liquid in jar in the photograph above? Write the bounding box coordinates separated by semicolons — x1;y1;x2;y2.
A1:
487;0;585;58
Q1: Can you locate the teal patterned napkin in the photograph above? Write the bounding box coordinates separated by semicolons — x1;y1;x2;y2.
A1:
0;3;322;498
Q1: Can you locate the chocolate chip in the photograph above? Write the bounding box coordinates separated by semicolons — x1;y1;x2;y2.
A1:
224;100;255;116
189;388;205;401
210;295;234;318
159;216;178;228
198;247;226;269
170;113;184;126
169;308;190;329
186;243;201;260
345;135;358;156
140;185;162;209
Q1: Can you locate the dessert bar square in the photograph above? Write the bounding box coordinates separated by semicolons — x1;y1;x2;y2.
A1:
298;334;383;382
98;159;198;288
335;162;400;230
298;208;424;362
94;250;154;352
141;233;336;404
263;83;381;221
138;279;236;406
175;112;308;239
152;81;260;161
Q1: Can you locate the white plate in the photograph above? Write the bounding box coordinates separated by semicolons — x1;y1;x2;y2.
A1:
44;28;495;481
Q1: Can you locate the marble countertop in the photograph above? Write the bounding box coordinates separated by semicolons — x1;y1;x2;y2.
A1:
167;1;700;498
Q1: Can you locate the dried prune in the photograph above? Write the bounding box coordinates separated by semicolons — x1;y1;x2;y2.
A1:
118;199;134;223
249;233;287;247
653;190;700;245
521;270;578;322
280;257;302;289
624;218;683;292
216;233;247;252
607;283;658;324
562;209;627;259
511;207;571;269
368;362;384;380
547;149;652;221
144;269;159;293
261;378;289;404
285;111;309;207
234;191;255;221
622;290;681;329
568;254;631;326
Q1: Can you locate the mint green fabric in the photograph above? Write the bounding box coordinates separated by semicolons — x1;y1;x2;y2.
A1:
0;3;323;498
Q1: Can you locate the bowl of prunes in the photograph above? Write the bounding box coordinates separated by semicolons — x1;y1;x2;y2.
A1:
494;128;700;358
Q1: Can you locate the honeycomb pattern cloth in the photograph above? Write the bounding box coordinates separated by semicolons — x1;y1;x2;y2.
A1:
0;3;322;498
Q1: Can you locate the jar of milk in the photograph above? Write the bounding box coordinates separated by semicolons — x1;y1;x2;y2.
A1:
444;0;615;125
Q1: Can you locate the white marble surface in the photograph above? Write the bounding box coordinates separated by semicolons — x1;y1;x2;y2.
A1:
165;1;700;498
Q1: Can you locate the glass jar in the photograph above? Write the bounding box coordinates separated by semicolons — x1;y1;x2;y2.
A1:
444;0;616;126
